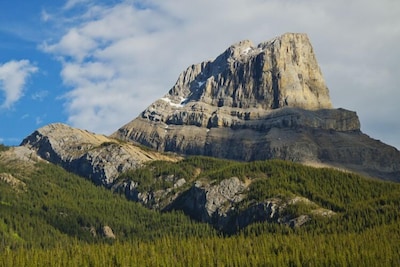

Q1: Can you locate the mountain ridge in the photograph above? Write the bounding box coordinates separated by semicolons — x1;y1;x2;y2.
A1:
21;123;180;186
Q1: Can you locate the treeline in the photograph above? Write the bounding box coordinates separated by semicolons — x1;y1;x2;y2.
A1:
2;223;400;266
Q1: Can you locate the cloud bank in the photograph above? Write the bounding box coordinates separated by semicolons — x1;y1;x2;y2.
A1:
43;0;400;148
0;60;38;109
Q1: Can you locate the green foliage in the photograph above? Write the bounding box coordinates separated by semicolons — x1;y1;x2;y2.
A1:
0;161;216;250
118;156;250;192
1;155;400;265
283;201;315;217
1;224;400;266
99;141;118;147
117;156;400;232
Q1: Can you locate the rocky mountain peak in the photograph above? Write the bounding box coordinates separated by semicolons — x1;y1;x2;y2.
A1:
220;39;255;61
112;32;400;181
165;32;331;112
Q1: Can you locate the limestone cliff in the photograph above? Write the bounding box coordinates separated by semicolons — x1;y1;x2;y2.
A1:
112;33;400;181
166;33;332;110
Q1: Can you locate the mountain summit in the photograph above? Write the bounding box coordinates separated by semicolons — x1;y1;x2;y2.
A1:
165;33;332;111
112;33;400;181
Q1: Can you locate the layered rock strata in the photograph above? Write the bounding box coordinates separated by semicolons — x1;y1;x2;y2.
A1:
112;33;400;181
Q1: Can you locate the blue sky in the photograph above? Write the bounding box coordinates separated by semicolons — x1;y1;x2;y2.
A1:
1;0;400;149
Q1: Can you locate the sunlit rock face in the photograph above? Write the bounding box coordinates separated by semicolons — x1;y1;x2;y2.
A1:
165;33;332;111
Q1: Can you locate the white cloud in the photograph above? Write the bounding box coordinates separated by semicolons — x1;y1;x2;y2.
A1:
43;0;400;148
31;90;49;101
42;28;97;62
36;115;46;125
41;9;52;22
21;114;30;120
63;0;92;10
0;60;38;109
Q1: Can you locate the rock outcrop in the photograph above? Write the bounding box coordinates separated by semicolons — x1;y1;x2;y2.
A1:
112;33;400;181
102;226;116;239
21;123;178;186
114;172;335;232
0;173;26;192
164;177;333;233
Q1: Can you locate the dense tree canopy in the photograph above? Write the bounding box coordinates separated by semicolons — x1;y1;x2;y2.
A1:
1;148;400;266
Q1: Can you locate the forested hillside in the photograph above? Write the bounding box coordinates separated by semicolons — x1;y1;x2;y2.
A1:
1;144;400;266
117;156;400;231
0;147;216;250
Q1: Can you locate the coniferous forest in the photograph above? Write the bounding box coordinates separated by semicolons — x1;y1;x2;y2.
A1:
1;144;400;266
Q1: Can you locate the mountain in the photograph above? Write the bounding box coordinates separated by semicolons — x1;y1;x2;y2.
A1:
112;33;400;181
15;32;400;233
3;32;400;266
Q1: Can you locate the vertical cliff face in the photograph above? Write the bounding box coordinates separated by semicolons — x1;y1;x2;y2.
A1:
167;33;332;111
111;33;400;181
